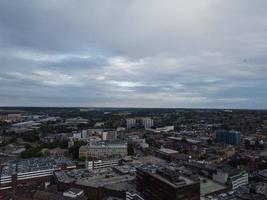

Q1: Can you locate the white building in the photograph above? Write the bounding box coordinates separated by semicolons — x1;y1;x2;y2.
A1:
142;118;154;129
79;142;128;160
126;118;137;129
212;166;248;189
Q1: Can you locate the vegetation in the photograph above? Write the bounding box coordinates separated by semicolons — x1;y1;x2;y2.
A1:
22;132;40;143
20;146;43;158
68;141;86;160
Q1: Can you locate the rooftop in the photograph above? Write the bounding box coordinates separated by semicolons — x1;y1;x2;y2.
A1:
138;164;197;188
1;157;75;176
55;167;135;188
157;148;178;155
200;177;227;196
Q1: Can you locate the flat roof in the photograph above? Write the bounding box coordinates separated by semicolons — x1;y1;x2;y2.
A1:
200;177;227;195
55;168;135;188
138;164;197;188
1;157;75;176
157;148;178;154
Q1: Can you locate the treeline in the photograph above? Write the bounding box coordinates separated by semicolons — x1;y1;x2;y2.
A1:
20;139;68;159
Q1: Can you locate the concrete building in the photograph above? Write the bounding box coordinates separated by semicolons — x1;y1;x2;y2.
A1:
0;157;76;191
141;118;154;129
54;168;135;200
86;159;120;170
79;142;127;160
102;131;117;141
126;118;137;129
212;165;248;189
155;148;179;161
136;164;200;200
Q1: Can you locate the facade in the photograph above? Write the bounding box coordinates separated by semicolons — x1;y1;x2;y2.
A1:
141;118;154;129
216;130;241;145
126;118;137;129
0;157;76;191
54;168;135;200
86;159;120;170
79;142;127;160
155;148;179;161
212;165;248;190
136;164;200;200
102;131;117;141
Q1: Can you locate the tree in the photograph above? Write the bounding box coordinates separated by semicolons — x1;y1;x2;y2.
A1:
181;136;187;143
22;132;39;143
207;138;213;145
59;139;69;149
69;141;86;160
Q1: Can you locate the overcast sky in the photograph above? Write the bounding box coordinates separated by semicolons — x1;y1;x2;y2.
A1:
0;0;267;109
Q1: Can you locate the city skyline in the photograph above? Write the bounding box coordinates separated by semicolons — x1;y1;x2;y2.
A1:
0;0;267;109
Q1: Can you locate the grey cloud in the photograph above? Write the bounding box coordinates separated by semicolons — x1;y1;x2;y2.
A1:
0;0;267;108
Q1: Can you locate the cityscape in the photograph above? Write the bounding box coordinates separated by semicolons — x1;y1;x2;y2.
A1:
1;0;267;200
0;108;267;199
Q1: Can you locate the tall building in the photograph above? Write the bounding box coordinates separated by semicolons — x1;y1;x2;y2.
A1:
79;141;128;160
142;118;154;129
216;130;241;145
126;118;137;129
136;164;200;200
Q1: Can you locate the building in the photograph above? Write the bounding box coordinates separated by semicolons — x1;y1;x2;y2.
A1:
7;114;23;122
212;165;248;189
102;131;117;141
215;130;241;145
141;118;154;129
79;142;127;160
155;148;179;161
136;164;200;200
13;187;86;200
54;168;135;200
86;159;120;170
126;118;137;129
0;157;76;191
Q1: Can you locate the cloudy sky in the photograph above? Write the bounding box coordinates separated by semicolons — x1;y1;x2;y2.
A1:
0;0;267;108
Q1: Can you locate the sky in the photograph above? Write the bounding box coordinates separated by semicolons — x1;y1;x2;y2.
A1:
0;0;267;109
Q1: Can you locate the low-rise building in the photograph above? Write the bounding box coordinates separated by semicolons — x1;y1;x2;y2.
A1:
136;164;200;200
155;147;179;161
79;142;127;160
212;165;248;189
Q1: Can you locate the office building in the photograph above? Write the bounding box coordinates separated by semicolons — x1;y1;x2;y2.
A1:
54;168;135;200
141;118;154;129
213;165;248;189
102;130;117;141
216;130;241;145
136;164;200;200
79;141;127;160
155;148;179;161
126;118;137;129
0;157;76;190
